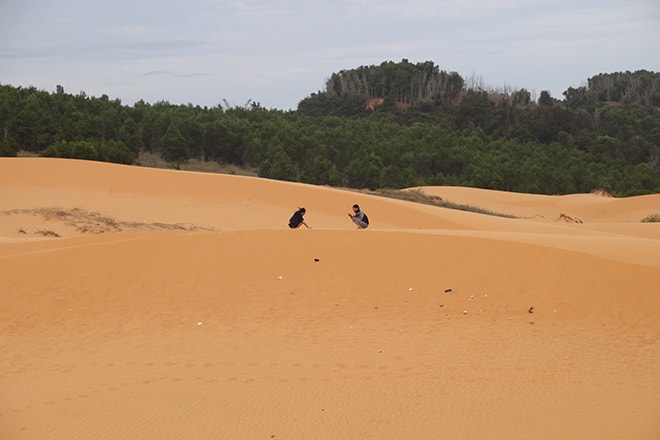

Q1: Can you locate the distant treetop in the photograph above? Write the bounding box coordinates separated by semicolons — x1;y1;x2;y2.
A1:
325;59;465;106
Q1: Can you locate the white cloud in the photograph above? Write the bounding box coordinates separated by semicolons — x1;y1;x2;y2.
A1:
1;0;658;109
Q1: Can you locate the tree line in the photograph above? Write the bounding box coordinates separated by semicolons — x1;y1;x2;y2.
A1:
1;60;659;196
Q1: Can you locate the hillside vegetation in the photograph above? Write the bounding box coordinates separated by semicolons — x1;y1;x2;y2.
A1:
1;60;659;195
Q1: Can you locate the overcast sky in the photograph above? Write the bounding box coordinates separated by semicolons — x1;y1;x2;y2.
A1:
1;0;658;110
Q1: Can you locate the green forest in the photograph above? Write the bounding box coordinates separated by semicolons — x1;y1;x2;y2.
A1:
2;59;659;196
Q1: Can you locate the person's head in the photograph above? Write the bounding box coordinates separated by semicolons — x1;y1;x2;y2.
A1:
297;207;306;216
352;204;360;212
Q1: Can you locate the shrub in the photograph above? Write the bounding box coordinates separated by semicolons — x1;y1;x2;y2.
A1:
641;214;660;223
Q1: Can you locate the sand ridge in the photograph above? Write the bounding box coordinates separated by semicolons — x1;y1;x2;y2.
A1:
1;158;659;439
417;185;660;225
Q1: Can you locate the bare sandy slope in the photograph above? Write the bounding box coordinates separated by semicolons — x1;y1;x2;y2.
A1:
417;185;660;225
1;158;659;440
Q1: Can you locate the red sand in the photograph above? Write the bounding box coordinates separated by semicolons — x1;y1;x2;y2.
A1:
1;158;659;439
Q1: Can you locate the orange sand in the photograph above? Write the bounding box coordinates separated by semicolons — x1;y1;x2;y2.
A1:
1;158;659;439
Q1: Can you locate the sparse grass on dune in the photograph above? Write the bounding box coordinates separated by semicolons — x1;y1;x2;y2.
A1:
135;152;258;176
1;207;215;234
362;188;518;218
16;150;39;158
641;213;660;222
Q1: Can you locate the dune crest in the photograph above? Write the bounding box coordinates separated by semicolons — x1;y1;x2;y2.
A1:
1;158;658;440
416;185;660;224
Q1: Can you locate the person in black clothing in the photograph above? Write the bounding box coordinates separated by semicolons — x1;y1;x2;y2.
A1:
348;204;369;229
288;207;311;229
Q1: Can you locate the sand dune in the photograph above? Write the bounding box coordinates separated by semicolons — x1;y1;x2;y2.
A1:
418;185;660;225
1;158;659;439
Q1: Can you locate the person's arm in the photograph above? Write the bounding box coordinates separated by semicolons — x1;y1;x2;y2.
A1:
303;220;311;229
